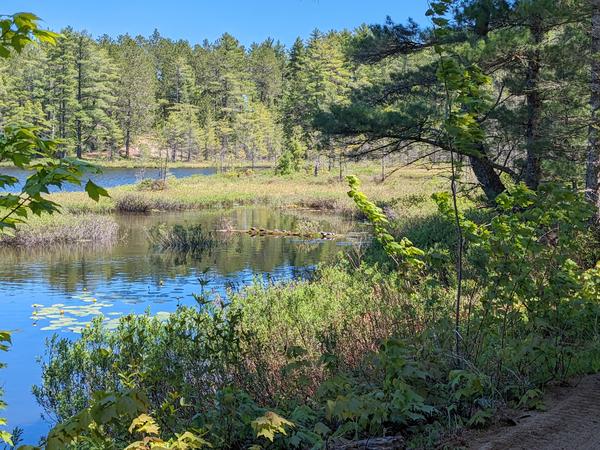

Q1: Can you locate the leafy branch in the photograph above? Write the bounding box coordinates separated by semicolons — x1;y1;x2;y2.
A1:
346;174;425;269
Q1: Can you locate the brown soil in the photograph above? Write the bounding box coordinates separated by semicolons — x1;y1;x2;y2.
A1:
466;374;600;450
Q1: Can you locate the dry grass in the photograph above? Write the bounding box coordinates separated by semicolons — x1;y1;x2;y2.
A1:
0;213;119;247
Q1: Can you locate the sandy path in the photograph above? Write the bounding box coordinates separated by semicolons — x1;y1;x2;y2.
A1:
468;374;600;450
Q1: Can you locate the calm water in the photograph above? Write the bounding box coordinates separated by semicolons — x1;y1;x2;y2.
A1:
0;207;357;445
2;166;217;192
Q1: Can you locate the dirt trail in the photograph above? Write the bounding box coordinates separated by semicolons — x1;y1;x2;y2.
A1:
468;374;600;450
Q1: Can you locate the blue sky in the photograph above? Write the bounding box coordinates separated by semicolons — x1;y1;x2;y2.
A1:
2;0;430;47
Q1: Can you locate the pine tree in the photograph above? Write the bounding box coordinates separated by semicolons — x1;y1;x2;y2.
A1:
286;30;353;175
249;38;285;107
0;45;50;131
163;103;201;161
46;28;78;156
112;34;157;158
70;31;120;158
588;0;600;221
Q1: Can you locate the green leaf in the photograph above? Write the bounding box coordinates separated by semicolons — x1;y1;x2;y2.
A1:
0;430;12;445
85;180;109;202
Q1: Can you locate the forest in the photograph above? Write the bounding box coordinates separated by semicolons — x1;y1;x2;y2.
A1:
0;25;353;169
0;0;600;449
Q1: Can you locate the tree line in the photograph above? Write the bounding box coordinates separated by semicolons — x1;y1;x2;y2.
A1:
0;27;359;169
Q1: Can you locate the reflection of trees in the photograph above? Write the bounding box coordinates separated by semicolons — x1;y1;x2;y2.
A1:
0;208;355;293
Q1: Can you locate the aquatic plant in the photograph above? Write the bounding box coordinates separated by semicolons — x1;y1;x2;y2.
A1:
148;223;216;253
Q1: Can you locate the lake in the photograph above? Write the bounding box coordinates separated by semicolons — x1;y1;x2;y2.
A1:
1;166;218;192
0;207;359;445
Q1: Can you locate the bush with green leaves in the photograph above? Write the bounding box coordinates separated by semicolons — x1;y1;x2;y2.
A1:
275;130;306;176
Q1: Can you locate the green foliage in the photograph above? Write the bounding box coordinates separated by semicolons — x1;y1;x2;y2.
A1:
318;339;436;438
163;103;202;162
37;391;210;450
275;128;306;175
0;332;11;446
125;413;211;449
0;13;60;56
45;389;149;449
433;182;600;391
0;125;109;233
346;175;424;269
251;412;294;443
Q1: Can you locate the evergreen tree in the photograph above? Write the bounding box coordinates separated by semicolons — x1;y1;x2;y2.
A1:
163;103;201;161
72;31;120;158
588;0;600;222
46;28;78;156
112;35;157;158
249;38;285;107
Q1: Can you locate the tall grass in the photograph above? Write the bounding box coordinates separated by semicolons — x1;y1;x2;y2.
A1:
148;223;216;252
0;213;119;247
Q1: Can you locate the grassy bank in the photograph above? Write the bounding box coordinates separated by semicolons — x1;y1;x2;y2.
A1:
0;157;275;169
49;165;448;217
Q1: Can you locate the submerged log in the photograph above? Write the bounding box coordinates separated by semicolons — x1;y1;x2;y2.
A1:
216;227;336;239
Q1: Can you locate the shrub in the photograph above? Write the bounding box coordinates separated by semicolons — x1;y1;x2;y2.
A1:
137;178;167;191
115;194;186;213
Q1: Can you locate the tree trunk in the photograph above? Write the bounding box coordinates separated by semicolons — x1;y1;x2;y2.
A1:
76;120;82;159
220;137;226;173
76;39;83;159
125;128;131;159
523;18;544;190
314;154;320;177
381;154;386;182
470;146;506;202
588;0;600;223
125;102;132;159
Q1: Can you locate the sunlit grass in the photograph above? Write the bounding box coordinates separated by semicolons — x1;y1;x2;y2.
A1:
49;164;449;217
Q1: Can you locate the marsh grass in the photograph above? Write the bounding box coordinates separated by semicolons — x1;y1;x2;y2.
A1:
0;213;119;247
28;157;271;170
49;165;448;218
148;223;216;253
